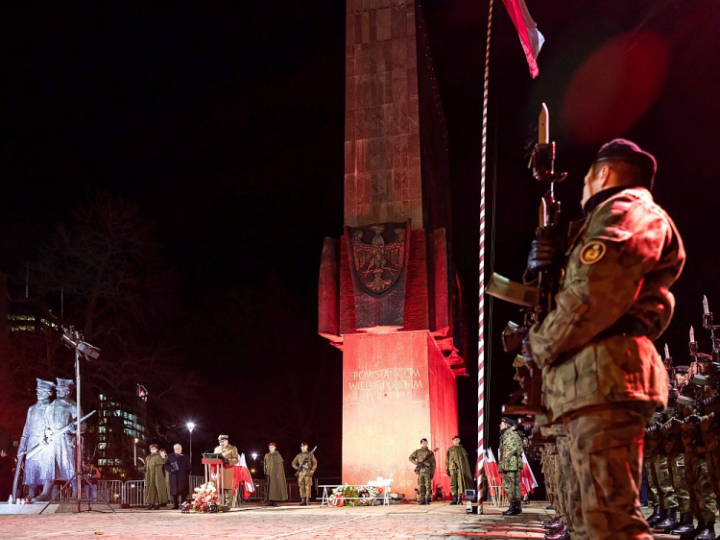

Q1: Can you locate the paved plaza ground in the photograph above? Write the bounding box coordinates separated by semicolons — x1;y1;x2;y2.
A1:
0;501;682;540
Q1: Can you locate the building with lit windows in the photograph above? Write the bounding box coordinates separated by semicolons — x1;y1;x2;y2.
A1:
92;393;148;480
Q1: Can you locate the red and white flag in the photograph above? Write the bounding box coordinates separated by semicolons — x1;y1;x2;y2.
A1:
519;450;538;498
501;0;545;78
233;453;256;500
484;448;502;489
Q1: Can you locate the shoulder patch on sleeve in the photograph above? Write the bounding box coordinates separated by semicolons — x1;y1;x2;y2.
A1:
579;241;607;265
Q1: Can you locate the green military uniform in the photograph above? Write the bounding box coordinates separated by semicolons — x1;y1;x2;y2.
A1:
661;415;691;522
681;415;717;529
700;412;720;500
291;450;317;505
556;433;583;538
643;426;660;514
528;176;685;540
409;445;435;503
214;440;239;505
499;426;523;508
645;416;677;519
264;450;288;504
144;452;168;508
446;441;473;503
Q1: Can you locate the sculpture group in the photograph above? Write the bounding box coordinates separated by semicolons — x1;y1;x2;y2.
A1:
15;377;79;501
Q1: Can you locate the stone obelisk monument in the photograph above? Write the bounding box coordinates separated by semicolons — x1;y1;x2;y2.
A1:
319;0;465;499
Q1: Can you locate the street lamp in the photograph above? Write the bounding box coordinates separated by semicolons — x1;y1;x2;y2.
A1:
134;438;138;467
251;452;258;460
187;422;195;472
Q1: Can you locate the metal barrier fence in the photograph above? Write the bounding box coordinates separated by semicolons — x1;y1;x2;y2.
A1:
35;477;309;506
124;480;146;507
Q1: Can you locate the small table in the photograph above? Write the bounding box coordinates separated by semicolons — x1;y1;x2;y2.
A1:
319;484;391;507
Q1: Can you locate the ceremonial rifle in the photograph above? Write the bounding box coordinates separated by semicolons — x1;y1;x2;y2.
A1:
486;103;566;417
294;445;317;477
703;295;720;363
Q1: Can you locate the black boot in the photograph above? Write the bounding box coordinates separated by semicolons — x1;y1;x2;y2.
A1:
648;506;666;527
694;522;716;540
680;520;703;540
655;507;678;531
419;497;427;505
426;497;432;505
670;512;695;536
502;501;521;516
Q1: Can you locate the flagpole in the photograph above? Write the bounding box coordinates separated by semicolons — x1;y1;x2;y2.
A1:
478;0;495;514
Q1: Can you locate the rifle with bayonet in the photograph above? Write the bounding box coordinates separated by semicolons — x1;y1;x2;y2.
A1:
486;103;566;417
294;445;317;477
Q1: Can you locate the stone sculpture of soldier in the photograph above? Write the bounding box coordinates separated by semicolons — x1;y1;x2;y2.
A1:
17;379;55;500
35;378;78;501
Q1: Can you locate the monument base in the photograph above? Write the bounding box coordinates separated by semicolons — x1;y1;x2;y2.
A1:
341;330;458;499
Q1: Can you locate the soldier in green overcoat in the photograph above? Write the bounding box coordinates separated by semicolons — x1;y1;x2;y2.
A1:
264;443;288;506
446;436;473;505
144;444;168;509
499;417;523;516
409;438;435;505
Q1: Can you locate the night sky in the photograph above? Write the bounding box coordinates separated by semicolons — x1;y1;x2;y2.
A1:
2;0;720;476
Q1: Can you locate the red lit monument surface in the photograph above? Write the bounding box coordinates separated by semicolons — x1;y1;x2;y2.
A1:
319;0;466;499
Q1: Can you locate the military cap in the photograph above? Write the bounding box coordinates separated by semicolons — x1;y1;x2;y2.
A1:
218;434;229;441
501;417;517;426
452;435;460;441
674;365;690;374
420;438;428;443
149;443;159;449
56;378;74;388
268;442;277;446
36;379;55;390
594;138;657;190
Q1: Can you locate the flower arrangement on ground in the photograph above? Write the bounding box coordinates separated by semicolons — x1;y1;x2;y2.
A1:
182;481;227;513
328;484;383;507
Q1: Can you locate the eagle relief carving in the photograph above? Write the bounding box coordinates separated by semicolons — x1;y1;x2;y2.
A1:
349;222;409;295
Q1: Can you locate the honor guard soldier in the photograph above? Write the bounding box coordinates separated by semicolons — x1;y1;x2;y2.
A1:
524;139;685;540
409;438;435;505
499;418;523;516
292;443;317;506
446;436;473;505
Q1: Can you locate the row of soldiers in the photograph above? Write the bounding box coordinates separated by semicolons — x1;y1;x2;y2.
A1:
643;354;720;540
538;350;720;540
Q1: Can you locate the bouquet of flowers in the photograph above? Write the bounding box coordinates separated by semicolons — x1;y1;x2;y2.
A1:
182;481;226;513
328;484;382;507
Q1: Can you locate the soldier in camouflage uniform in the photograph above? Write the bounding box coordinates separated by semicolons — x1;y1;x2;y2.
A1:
499;418;523;516
409;438;435;505
677;393;717;540
645;414;679;528
524;139;685;540
291;443;317;506
540;423;571;540
655;369;693;534
643;423;662;525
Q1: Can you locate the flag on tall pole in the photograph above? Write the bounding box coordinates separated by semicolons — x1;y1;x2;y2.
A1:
477;0;496;513
501;0;544;78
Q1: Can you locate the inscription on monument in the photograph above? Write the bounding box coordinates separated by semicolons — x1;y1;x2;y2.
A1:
347;368;424;402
